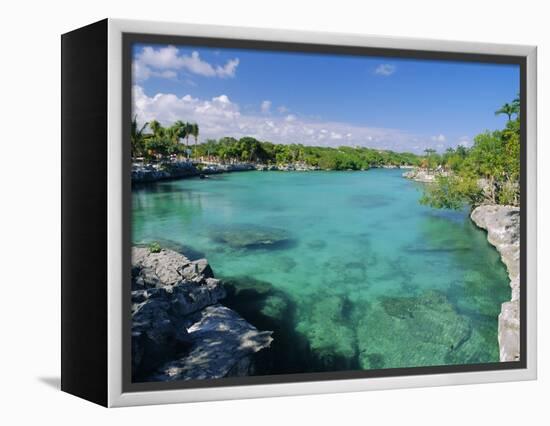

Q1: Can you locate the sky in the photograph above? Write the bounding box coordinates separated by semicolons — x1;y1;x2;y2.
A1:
132;43;520;154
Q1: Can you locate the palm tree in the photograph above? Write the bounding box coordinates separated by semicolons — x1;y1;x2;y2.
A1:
148;120;158;136
172;120;185;139
171;120;184;143
495;103;516;122
423;148;436;172
130;116;148;158
185;122;194;149
170;120;186;157
191;123;199;146
512;93;520;110
511;94;520;119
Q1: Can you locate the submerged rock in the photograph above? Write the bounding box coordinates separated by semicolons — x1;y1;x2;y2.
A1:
131;246;272;381
470;205;520;362
209;224;292;249
357;291;472;369
306;239;327;250
296;294;358;370
154;304;273;381
261;294;289;318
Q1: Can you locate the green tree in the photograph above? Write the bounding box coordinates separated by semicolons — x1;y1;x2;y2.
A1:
191;123;199;146
130;116;148;157
423;148;437;171
495;103;517;122
421;97;520;209
420;175;482;209
184;122;194;149
149;120;163;138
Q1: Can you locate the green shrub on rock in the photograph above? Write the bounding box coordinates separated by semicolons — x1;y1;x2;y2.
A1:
148;242;162;253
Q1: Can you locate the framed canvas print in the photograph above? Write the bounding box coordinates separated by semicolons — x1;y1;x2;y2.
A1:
61;19;537;407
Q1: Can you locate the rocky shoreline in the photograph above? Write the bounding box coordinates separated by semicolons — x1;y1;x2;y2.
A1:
402;169;520;361
402;167;448;183
131;246;272;381
132;161;316;184
470;205;520;362
132;160;414;184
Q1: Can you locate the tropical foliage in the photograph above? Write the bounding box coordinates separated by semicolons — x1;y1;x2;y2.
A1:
131;119;422;169
420;97;520;209
130;118;200;158
191;136;421;170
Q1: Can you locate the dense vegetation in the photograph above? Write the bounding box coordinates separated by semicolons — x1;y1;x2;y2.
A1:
131;118;421;170
191;137;421;169
131;118;199;158
420;97;520;209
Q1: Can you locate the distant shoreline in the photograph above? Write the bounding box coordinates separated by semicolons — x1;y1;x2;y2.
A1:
131;159;414;184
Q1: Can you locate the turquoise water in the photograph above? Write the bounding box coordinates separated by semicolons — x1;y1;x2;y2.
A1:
132;169;510;373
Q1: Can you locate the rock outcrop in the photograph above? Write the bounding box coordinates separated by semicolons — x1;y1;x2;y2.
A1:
131;246;273;381
132;161;199;183
470;205;520;362
403;168;449;183
154;305;273;381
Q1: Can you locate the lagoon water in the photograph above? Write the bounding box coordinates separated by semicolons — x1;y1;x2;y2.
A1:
132;169;510;373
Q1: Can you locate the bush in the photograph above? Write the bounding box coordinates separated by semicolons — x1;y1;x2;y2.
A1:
420;175;483;210
148;242;162;253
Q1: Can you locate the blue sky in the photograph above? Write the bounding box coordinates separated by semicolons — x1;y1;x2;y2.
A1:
132;43;519;153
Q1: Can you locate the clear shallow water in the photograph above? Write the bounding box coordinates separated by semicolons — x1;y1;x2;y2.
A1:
132;169;510;373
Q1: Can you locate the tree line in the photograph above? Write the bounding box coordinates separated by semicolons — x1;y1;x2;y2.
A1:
131;117;200;158
192;137;421;170
131;118;422;169
420;96;520;208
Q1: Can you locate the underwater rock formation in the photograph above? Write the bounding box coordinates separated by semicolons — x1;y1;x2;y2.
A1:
357;290;473;369
296;294;358;370
209;224;292;249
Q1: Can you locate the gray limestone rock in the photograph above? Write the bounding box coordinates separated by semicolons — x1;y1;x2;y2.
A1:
471;205;520;362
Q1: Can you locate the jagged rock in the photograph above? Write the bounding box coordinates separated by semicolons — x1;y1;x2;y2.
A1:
132;292;190;374
132;161;199;183
131;246;272;381
131;247;226;377
470;205;520;362
403;168;448;183
182;258;214;280
499;300;520;362
154;304;273;381
132;247;216;289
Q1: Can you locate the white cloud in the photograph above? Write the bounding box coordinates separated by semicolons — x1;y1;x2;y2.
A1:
457;136;471;147
431;134;446;142
285;114;297;122
277;105;289;113
133;85;450;153
261;100;272;113
374;64;396;76
133;45;239;81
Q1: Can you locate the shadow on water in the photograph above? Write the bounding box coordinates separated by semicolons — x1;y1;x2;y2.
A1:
222;276;359;375
348;193;396;209
207;223;298;252
132;181;194;194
